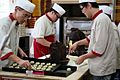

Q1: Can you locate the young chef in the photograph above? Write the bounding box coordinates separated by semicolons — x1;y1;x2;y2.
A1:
99;5;120;80
0;0;35;69
69;0;117;79
30;3;66;59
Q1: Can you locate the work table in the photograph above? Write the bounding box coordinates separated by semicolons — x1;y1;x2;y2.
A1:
0;57;89;80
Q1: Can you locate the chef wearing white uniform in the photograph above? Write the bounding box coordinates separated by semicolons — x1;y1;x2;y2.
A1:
69;0;117;79
99;5;120;70
100;5;120;80
0;0;35;69
30;3;66;59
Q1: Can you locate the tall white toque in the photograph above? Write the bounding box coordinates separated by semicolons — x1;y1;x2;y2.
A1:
15;0;35;13
99;5;113;16
52;3;66;16
79;0;96;3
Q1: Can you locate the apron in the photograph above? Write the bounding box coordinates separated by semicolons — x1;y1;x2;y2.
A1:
34;35;55;58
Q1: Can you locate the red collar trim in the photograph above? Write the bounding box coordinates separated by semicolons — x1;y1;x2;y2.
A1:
9;13;15;21
92;10;103;20
46;13;53;22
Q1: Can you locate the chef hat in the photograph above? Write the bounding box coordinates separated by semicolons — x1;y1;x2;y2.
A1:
99;5;113;16
52;3;66;16
15;0;35;13
79;0;96;3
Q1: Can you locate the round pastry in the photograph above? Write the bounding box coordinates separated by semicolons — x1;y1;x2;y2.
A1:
48;66;52;68
9;66;14;68
67;68;71;71
37;67;41;70
37;65;42;69
41;63;45;65
38;65;42;68
52;63;56;66
46;68;51;71
31;66;36;70
41;67;46;71
22;67;26;69
15;66;19;69
12;63;18;66
33;64;38;67
35;62;40;65
46;67;52;71
46;63;51;66
30;61;34;64
43;65;48;68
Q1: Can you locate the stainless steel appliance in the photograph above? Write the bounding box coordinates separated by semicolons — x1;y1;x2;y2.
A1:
63;17;92;46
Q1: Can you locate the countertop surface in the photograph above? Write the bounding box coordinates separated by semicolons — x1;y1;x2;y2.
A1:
0;56;89;80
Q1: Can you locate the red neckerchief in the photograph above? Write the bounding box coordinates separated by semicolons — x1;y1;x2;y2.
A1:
9;13;15;21
92;10;103;20
46;13;53;22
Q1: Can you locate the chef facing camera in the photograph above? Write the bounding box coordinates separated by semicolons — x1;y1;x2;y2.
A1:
0;0;35;70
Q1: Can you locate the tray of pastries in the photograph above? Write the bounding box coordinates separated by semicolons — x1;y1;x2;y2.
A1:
2;58;77;77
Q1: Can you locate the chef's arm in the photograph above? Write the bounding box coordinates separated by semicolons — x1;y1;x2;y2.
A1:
1;52;31;69
8;53;21;63
8;53;31;70
36;38;51;47
82;51;97;59
69;38;89;53
18;47;28;57
76;51;97;64
77;38;89;46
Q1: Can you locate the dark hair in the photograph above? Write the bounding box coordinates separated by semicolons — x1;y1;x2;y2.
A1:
80;2;99;8
105;13;111;20
70;28;79;32
50;8;58;14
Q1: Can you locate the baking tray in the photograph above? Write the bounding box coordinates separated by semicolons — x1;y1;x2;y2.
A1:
2;58;77;77
47;65;77;77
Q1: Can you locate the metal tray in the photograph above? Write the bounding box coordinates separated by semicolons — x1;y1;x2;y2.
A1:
2;58;77;77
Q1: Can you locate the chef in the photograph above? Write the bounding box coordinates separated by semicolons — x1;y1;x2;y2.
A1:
30;3;66;59
69;0;117;79
0;0;35;69
99;5;120;80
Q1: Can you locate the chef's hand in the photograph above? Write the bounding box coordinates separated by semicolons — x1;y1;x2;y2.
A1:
75;55;86;65
18;47;28;57
69;42;78;54
19;51;28;58
0;50;2;54
18;59;31;70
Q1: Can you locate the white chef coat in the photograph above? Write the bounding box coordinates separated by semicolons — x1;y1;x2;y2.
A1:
86;22;120;71
30;14;56;58
0;15;20;68
88;12;117;76
115;22;120;69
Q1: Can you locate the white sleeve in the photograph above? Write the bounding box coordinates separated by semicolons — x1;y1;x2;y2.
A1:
0;23;13;57
31;19;46;39
118;23;120;36
92;19;110;55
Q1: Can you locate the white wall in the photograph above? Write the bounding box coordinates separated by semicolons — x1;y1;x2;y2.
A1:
0;0;10;19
